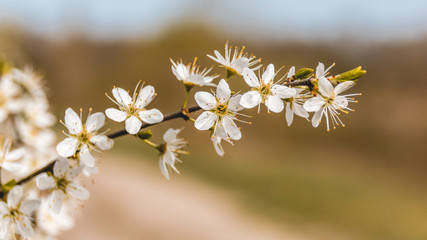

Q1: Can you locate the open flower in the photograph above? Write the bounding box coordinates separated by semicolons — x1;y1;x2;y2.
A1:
194;79;246;140
303;71;359;131
240;64;296;113
56;108;113;165
170;58;218;87
0;137;25;172
0;185;40;238
158;128;188;180
105;82;164;134
207;41;261;76
36;158;89;214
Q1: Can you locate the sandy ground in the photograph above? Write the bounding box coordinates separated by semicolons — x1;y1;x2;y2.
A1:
59;153;303;240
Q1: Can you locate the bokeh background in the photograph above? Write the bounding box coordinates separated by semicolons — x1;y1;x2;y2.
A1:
1;0;427;239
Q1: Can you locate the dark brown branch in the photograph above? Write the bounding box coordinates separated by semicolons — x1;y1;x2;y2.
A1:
1;79;312;196
0;105;202;197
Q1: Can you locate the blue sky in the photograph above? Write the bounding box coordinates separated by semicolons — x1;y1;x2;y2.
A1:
0;0;426;42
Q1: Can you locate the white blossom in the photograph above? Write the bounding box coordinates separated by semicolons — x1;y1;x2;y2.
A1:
194;79;246;140
37;197;75;237
36;158;89;214
0;137;25;172
240;64;296;113
207;41;261;75
170;58;217;87
303;63;359;130
159;128;188;180
56;108;113;166
105;82;164;134
0;185;40;238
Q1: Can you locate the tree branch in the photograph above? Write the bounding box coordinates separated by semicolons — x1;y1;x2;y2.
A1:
0;79;312;196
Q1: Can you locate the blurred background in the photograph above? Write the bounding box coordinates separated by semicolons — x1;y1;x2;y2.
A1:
1;0;427;239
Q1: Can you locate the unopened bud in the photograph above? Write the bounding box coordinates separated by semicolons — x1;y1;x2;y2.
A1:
137;130;153;140
334;66;366;81
294;68;314;80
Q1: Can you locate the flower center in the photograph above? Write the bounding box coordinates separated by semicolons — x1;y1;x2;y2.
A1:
215;104;228;117
56;178;69;192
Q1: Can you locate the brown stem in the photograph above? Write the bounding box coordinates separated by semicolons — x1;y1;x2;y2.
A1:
0;105;202;197
0;79;312;196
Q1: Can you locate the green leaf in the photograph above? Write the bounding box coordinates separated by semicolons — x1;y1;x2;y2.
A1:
294;68;314;80
335;66;366;81
137;130;153;140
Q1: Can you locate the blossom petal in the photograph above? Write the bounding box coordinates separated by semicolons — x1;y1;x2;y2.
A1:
194;111;216;130
7;186;23;208
271;85;296;99
86;112;105;133
334;96;349;109
240;91;261;109
139;108;164;124
125;116;142;134
303;97;325;112
216;79;231;104
90;135;114;150
20;199;40;215
159;158;170;180
293;103;309;119
136;85;156;108
228;95;244;112
262;64;275;84
0;218;10;238
163;128;181;143
80;151;95;167
16;216;34;238
242;68;260;87
2;161;21;172
316;62;325;78
318;76;334;97
64;108;82;134
36;173;56;190
334;81;355;95
265;95;284;113
287;66;295;79
285;103;294;126
195;92;216;110
105;108;127;122
56;137;79;158
49;190;64;214
0;202;8;215
230;57;249;74
212;137;224;157
112;87;132;107
53;158;69;178
5;147;25;161
312;109;324;128
67;183;90;200
222;117;241;140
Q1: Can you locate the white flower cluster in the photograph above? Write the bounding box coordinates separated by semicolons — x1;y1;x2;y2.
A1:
0;68;57;177
0;41;364;239
0;65;85;239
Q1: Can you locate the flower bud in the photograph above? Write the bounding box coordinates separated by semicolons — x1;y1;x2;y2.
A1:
294;68;314;80
334;66;366;81
137;130;153;140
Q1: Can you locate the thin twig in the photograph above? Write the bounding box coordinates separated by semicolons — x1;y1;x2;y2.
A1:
0;79;312;196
